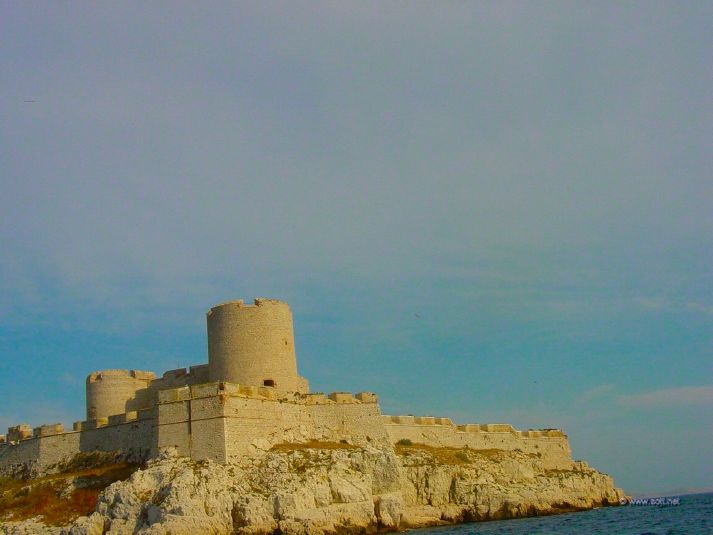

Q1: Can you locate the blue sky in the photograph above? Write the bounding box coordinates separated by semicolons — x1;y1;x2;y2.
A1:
1;2;711;494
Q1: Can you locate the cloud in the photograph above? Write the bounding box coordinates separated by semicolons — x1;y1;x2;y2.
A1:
577;383;616;403
687;302;713;315
633;297;668;310
1;1;711;313
60;372;79;386
617;386;713;409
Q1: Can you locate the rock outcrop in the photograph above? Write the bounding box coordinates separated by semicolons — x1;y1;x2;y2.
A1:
1;444;623;535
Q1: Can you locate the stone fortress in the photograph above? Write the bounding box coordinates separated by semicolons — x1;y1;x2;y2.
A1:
0;298;575;475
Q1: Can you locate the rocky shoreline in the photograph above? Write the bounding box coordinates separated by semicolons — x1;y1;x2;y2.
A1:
1;443;623;534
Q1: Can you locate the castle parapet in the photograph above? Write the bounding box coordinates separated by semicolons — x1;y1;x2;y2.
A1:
83;418;109;430
7;424;32;442
191;383;220;399
386;415;454;426
385;416;566;440
154;382;379;408
158;386;191;403
328;392;355;403
355;392;378;403
162;368;189;380
482;423;515;433
457;424;481;432
33;423;64;438
391;415;415;424
107;412;139;426
304;393;327;404
86;369;157;383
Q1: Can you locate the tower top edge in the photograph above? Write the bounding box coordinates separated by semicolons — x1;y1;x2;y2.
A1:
207;298;289;315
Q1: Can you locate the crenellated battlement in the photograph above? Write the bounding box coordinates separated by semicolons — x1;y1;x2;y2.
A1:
7;424;32;442
206;297;285;315
382;415;565;438
155;381;378;406
33;423;64;438
381;414;571;469
69;407;154;432
3;408;155;447
86;369;157;383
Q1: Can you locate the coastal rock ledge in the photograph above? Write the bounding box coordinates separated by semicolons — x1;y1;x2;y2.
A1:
1;444;623;535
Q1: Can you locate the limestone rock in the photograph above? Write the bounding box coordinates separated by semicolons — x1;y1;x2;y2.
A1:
3;445;623;535
0;518;60;535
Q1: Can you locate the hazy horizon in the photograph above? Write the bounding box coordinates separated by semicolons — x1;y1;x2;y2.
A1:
1;2;711;494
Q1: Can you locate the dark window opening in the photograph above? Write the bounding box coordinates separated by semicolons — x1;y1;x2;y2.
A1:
263;379;276;387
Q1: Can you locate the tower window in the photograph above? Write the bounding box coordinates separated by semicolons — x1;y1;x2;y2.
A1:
263;379;275;387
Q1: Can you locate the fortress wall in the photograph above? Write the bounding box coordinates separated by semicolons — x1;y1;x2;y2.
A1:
157;400;191;458
156;390;228;462
306;398;390;445
7;424;33;442
189;396;228;462
1;412;157;476
383;416;572;469
0;431;80;477
78;418;155;461
37;432;81;469
155;383;387;463
207;299;308;393
0;437;41;476
222;394;388;461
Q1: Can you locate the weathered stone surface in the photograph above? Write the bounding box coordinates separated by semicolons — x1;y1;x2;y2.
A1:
0;518;61;535
2;445;623;535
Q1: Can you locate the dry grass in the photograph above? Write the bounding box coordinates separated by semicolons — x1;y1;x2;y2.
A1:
395;443;505;465
270;440;359;452
0;462;138;526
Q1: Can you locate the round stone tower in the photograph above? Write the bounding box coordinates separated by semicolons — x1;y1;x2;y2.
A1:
85;369;156;419
207;298;309;393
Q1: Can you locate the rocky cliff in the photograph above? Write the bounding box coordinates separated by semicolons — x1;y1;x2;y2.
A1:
1;443;623;535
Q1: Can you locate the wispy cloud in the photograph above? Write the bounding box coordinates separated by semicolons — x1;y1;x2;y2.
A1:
617;386;713;409
687;302;713;316
578;383;616;403
632;297;668;310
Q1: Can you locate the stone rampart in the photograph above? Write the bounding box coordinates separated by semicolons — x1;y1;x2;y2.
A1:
33;423;64;438
156;382;386;462
1;410;156;477
383;415;572;469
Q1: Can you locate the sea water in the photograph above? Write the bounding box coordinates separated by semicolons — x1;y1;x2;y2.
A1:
412;493;712;535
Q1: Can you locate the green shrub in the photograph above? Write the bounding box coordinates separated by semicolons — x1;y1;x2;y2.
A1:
396;438;413;446
454;451;471;463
